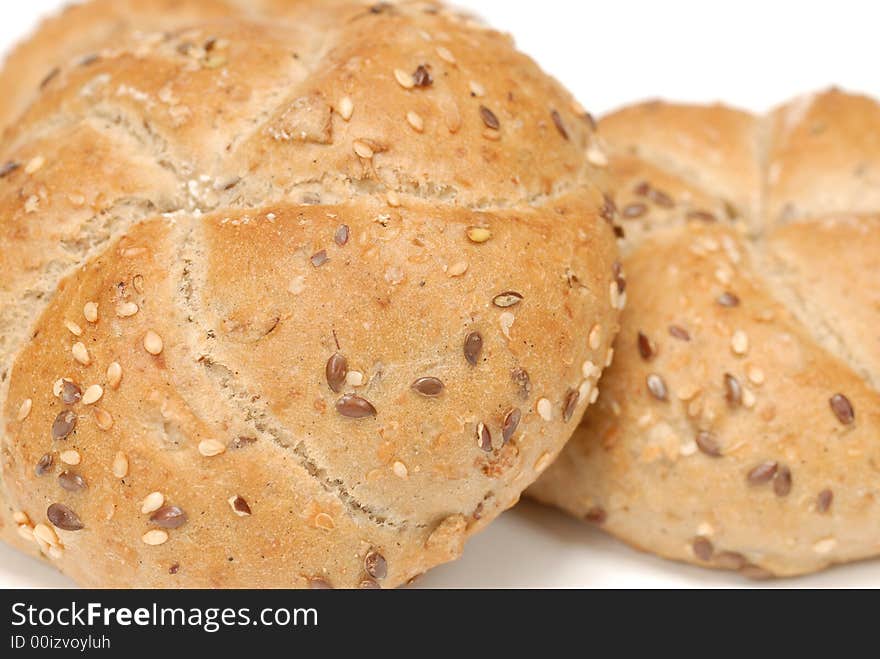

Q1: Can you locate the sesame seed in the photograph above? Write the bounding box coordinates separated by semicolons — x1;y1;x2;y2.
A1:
817;489;833;513
582;360;598;378
365;550;387;579
742;388;756;408
534;452;553;473
492;291;523;308
469;81;485;97
585;507;607;524
198;439;226;457
35;453;54;476
71;342;91;365
143;331;163;355
551;109;569;140
314;513;335;531
394;68;415;89
338;96;354;121
829;394;855;425
731;330;749;355
464;331;483;366
695;431;722;457
774;466;792;497
724;373;742;406
309;577;333;589
59;450;81;466
512;367;531;400
692;536;714;561
411;377;444;397
115;301;139;317
228;495;252;517
688;210;718;223
714;551;747;570
747;366;765;385
61;380;82;405
112;452;129;478
448;261;469;277
669;325;691;341
637;331;655;360
33;523;58;546
58;471;86;492
141;491;165;514
334;224;350;246
537;398;553;421
13;511;29;525
150;506;187;529
622;203;648;219
466;226;492;243
325;353;348;393
589;387;599;404
436;46;455;64
392;461;408;479
81;384;103;405
813;537;837;554
588;325;602;350
142;529;169;546
586;144;608;167
106;362;122;389
51;410;77;441
646;374;668;401
335;395;377;418
353;140;374;159
17;526;33;542
563;389;580;422
310;250;328;268
747;461;778;485
479;105;500;130
406;110;424;132
502;408;521;445
17;398;32;421
386;190;401;207
717;292;740;308
25;155;45;174
0;160;20;178
64;320;83;336
83;302;99;323
476;422;493;452
346;371;365;387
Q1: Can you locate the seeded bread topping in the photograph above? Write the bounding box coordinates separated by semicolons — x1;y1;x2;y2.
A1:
0;0;620;587
531;89;880;578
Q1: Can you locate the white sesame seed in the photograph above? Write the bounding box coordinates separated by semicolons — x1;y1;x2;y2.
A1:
447;261;469;277
605;348;615;368
468;81;485;97
115;301;139;317
436;46;456;64
609;281;620;309
392;461;409;479
93;408;113;431
386;190;401;207
747;365;765;385
142;529;169;546
394;68;415;89
731;330;749;356
537;398;553;421
582;360;598;379
586;144;608;167
346;371;365;387
83;302;99;323
143;331;163;355
742;387;757;409
53;379;65;397
112;452;129;478
534;452;553;473
353;140;374;159
64;320;83;336
13;511;30;525
72;342;91;366
466;226;491;243
141;491;164;514
588;324;602;350
17;525;34;542
813;537;837;554
33;523;58;547
314;512;335;530
338;96;354;121
106;362;122;389
17;398;32;421
81;384;103;405
60;450;81;466
499;312;515;339
198;439;226;457
24;155;45;174
579;380;593;402
406;110;424;132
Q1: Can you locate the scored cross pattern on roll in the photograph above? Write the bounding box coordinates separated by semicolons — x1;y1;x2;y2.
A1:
0;0;622;587
531;89;880;578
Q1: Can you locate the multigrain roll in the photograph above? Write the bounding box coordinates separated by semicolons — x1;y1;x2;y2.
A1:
531;89;880;578
0;0;622;587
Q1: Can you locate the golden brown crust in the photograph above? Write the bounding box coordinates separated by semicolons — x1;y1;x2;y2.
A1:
531;88;880;578
0;0;619;587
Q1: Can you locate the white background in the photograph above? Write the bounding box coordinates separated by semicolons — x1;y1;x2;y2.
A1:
0;0;877;588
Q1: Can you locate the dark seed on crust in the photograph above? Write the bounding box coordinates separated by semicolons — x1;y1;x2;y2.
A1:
817;489;834;513
695;431;722;457
231;436;257;450
599;195;617;222
464;331;483;366
412;64;433;87
693;536;714;561
669;325;691;341
688;210;717;223
724;373;742;406
325;353;348;393
230;495;252;516
511;367;531;400
479;105;500;130
740;564;774;580
612;261;626;294
773;466;792;497
637;331;655;360
747;461;778;485
622;203;647;219
718;292;741;308
584;507;607;524
359;578;381;589
169;563;180;574
0;161;20;178
634;181;651;197
646;374;668;401
364;550;387;579
334;224;350;246
476;422;492;452
563;389;580;422
61;380;82;405
35;453;54;476
550;109;568;139
150;506;188;529
310;250;328;267
411;377;444;397
51;410;77;441
336;394;377;418
649;188;675;208
40;67;60;89
58;471;87;492
502;408;521;444
714;551;747;570
47;503;83;531
829;394;855;425
492;291;523;308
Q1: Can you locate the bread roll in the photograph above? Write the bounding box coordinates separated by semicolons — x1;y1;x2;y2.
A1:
0;0;621;587
531;89;880;578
